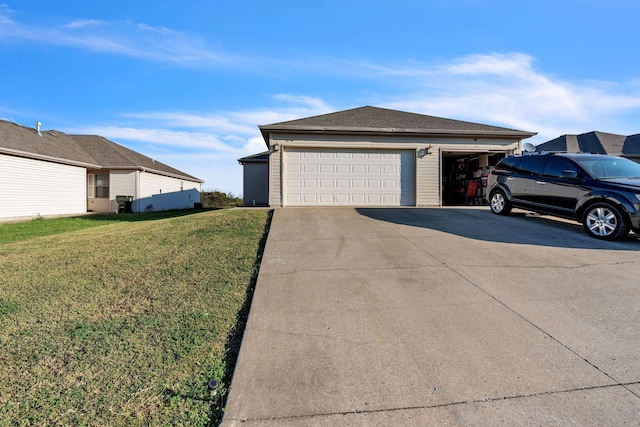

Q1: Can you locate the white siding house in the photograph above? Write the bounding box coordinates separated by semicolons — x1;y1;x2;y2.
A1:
0;121;203;220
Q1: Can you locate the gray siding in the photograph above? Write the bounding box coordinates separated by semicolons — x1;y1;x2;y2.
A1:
243;163;269;206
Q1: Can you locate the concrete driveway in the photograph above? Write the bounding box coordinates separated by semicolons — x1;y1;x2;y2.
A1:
222;207;640;426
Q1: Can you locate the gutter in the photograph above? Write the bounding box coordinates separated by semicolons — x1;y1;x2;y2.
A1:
259;125;538;146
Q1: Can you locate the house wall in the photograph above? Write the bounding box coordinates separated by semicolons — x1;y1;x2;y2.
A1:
0;154;86;219
416;147;440;206
243;162;269;206
137;172;201;212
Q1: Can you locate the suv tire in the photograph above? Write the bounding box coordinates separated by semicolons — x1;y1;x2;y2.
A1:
582;202;629;240
489;189;512;215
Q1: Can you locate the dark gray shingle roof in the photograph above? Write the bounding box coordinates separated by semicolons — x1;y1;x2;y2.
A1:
71;135;202;181
537;131;634;157
0;120;202;182
623;134;640;156
0;121;99;167
237;151;269;164
259;106;536;144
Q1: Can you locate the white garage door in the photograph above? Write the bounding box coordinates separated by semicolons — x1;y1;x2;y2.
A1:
284;148;415;206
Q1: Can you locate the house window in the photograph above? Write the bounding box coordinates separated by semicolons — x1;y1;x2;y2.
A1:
95;174;109;198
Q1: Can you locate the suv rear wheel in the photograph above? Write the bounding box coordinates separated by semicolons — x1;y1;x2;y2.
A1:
582;203;629;240
489;189;512;215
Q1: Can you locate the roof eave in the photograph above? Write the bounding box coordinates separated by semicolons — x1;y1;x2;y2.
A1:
101;165;203;183
259;125;537;144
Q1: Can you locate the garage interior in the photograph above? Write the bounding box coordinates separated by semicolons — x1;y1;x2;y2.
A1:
441;151;507;206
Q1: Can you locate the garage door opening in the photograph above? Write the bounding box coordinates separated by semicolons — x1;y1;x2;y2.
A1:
442;152;506;206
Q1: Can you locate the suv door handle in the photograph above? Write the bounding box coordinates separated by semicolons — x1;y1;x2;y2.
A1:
536;181;546;185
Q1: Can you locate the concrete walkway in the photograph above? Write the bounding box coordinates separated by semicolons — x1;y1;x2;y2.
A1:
222;207;640;426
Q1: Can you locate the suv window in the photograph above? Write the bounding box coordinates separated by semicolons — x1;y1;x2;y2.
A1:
494;156;519;172
512;156;545;176
542;156;579;178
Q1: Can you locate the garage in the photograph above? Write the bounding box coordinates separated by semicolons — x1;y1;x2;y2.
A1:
284;148;415;206
244;106;535;207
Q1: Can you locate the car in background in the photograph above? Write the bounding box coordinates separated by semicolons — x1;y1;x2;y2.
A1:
486;152;640;240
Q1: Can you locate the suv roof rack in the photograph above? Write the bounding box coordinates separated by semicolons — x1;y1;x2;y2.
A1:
517;150;566;156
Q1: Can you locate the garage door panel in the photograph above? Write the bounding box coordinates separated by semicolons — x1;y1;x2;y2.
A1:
285;148;415;206
287;179;301;188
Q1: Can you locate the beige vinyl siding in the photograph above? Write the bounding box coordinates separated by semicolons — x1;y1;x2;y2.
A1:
0;154;86;219
110;170;136;198
416;147;441;206
269;149;282;207
243;163;269;206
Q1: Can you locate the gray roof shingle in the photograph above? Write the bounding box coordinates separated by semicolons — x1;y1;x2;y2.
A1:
259;106;536;144
0;121;99;167
237;151;269;164
537;131;635;157
0;120;202;182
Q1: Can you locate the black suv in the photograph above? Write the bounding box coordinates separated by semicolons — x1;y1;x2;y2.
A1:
486;152;640;240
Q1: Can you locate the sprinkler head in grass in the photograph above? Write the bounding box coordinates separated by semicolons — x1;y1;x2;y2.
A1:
208;379;219;398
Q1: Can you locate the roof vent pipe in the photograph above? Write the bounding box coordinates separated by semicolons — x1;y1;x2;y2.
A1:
35;121;42;137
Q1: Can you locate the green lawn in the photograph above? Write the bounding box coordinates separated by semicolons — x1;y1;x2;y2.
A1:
0;209;270;426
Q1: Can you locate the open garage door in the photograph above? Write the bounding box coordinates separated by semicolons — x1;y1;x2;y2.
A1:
284;148;415;206
441;151;508;205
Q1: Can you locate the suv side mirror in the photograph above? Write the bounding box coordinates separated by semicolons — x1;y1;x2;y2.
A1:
561;170;579;180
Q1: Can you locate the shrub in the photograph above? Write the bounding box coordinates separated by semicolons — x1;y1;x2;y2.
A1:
201;191;243;208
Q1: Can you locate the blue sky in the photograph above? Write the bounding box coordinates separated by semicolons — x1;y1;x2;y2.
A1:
2;1;640;195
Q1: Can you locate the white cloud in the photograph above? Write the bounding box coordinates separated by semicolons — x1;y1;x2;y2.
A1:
64;19;106;29
0;11;231;67
380;53;640;144
75;126;236;152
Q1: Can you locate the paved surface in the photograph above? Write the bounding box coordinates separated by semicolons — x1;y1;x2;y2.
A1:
222;207;640;426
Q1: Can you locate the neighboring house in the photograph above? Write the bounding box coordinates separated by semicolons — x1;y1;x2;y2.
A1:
0;120;203;220
536;131;640;161
239;106;536;207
